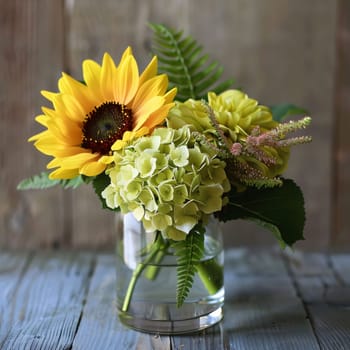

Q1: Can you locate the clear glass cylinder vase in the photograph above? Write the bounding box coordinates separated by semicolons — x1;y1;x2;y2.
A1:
115;213;224;334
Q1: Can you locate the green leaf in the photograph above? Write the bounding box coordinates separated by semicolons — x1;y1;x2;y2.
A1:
270;104;308;122
172;225;205;307
149;23;234;101
216;179;305;246
92;172;119;211
17;172;85;190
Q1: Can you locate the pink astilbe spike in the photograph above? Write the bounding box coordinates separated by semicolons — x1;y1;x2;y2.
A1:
200;102;312;189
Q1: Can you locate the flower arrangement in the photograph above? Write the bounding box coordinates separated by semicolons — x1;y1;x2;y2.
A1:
19;24;311;309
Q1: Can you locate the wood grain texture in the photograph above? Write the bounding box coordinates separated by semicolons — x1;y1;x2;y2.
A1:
0;0;344;250
0;252;93;349
170;323;230;350
330;254;350;285
66;0;140;249
308;305;350;350
1;249;350;349
73;254;170;349
221;250;319;349
191;0;337;250
332;0;350;250
0;0;66;249
285;250;350;349
0;253;31;345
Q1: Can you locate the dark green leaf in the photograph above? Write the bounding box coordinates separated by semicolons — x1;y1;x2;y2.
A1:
271;104;308;122
216;179;305;246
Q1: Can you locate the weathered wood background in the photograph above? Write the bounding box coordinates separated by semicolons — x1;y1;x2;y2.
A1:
1;0;348;251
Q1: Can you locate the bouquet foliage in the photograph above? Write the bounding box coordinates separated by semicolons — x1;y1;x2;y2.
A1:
19;24;311;307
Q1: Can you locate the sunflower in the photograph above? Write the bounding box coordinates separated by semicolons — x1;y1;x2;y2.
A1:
29;48;177;179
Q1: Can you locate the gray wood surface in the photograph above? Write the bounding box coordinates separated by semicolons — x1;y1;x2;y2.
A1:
332;0;350;250
1;0;343;251
1;248;350;349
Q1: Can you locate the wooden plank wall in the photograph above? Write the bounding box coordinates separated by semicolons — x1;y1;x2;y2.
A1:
0;0;345;251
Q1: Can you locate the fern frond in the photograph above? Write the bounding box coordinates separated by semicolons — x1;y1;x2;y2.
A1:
17;172;85;190
172;225;205;307
149;23;234;102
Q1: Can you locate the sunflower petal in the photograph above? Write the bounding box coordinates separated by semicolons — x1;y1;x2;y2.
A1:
133;96;165;130
33;136;80;157
99;155;114;164
41;90;59;102
139;56;158;86
34;114;50;127
119;47;133;63
82;59;103;100
142;103;175;130
132;75;168;111
101;53;117;101
61;94;86;123
115;55;139;104
164;87;178;104
46;115;82;145
57;152;100;169
80;159;106;176
58;73;96;112
49;168;80;180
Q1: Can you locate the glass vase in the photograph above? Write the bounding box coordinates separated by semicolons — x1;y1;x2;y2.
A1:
115;213;224;334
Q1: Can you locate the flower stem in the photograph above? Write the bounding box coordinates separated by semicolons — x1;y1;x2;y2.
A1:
121;233;223;312
195;258;223;295
122;233;166;312
143;248;167;280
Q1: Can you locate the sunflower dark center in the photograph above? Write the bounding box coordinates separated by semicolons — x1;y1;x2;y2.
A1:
81;102;133;154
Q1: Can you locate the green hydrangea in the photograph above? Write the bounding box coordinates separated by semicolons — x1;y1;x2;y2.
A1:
102;126;230;241
167;89;290;181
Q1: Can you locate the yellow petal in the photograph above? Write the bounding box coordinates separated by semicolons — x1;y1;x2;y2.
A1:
99;155;114;164
37;140;80;159
34;114;50;127
82;59;103;99
119;47;133;63
139;56;158;86
114;55;139;104
132;75;167;111
41;106;56;118
142;103;174;130
111;139;126;151
101;53;117;101
133;96;165;130
49;168;80;180
61;94;86;123
58;152;99;169
80;159;106;176
47;158;62;169
28;130;47;142
164;87;178;104
46;147;85;166
46;116;82;145
134;126;149;137
58;73;96;112
41;90;58;102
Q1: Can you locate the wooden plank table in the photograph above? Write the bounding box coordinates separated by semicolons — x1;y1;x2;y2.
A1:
0;248;349;349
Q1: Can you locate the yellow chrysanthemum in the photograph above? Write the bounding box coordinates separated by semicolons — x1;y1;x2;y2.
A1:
167;90;277;142
167;90;290;179
29;48;177;179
